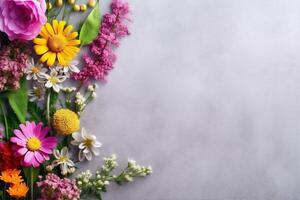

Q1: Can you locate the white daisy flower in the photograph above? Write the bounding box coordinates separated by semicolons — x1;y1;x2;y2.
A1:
43;69;66;92
52;147;75;175
71;128;102;161
56;60;80;75
28;85;45;102
26;58;47;81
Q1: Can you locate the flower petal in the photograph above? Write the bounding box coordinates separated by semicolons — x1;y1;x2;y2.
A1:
40;147;52;154
67;32;78;40
57;52;67;66
24;151;34;163
68;40;80;46
13;129;27;140
52;19;59;34
72;131;83;142
78;150;85;162
85;151;92;161
34;151;44;163
58;21;66;34
34;45;49;55
40;51;51;63
61;147;68;156
17;147;28;155
46;52;56;66
45;23;55;36
33;38;47;45
63;25;73;35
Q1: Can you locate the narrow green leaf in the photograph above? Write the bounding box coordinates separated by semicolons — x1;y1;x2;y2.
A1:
79;1;101;46
23;167;40;200
28;101;47;124
7;77;28;123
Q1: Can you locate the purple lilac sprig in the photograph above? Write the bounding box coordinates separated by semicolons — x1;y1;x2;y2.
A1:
73;0;130;82
0;41;29;91
37;173;81;200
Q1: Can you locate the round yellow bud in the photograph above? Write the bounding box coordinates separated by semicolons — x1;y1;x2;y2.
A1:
73;4;80;11
67;0;76;5
53;109;80;135
80;4;87;12
55;0;63;7
47;2;52;10
88;0;96;7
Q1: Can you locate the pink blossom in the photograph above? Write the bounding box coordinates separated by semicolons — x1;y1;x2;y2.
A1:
37;173;81;200
73;0;130;82
0;0;47;40
0;41;29;91
10;121;57;168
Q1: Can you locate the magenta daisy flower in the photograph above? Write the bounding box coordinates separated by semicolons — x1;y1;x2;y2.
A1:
10;121;57;168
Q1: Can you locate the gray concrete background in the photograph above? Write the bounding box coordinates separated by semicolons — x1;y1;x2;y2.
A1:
77;0;300;199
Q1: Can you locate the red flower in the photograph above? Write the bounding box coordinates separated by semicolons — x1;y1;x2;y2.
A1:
0;142;20;171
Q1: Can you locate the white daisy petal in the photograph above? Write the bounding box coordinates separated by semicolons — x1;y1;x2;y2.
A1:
79;150;85;162
91;147;100;155
79;143;86;149
72;131;83;142
85;151;92;161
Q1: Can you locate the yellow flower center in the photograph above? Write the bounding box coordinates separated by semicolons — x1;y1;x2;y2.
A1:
34;88;42;98
47;35;67;52
31;66;40;74
26;137;41;151
84;139;93;148
48;76;59;84
59;156;67;162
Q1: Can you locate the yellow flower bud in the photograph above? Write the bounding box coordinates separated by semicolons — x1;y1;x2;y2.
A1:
80;4;87;12
88;0;96;7
53;109;80;135
73;4;80;11
67;0;76;5
55;0;63;7
47;2;52;10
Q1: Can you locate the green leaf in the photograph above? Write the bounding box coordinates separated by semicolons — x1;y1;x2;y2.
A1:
28;102;47;124
7;77;28;123
23;167;40;200
79;1;101;46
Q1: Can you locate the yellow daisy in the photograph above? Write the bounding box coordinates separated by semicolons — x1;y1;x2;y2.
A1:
33;20;81;67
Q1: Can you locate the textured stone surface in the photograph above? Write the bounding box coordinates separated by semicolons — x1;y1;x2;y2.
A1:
77;0;300;199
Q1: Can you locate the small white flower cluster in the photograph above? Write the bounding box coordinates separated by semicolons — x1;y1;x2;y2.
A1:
76;170;93;190
26;59;80;101
62;87;76;93
75;92;86;115
102;154;118;172
75;84;97;115
122;159;153;182
87;84;97;98
76;155;152;198
76;154;117;195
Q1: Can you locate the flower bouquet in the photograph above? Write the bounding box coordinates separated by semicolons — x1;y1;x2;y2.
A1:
0;0;152;199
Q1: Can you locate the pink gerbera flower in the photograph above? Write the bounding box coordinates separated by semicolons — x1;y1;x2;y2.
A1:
10;121;57;168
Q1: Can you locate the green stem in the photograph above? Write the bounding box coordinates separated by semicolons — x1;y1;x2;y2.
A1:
46;90;51;130
29;167;34;200
3;183;6;200
0;101;9;140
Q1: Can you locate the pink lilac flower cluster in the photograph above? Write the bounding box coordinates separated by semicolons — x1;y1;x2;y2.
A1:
37;173;81;200
0;41;29;91
73;0;130;82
